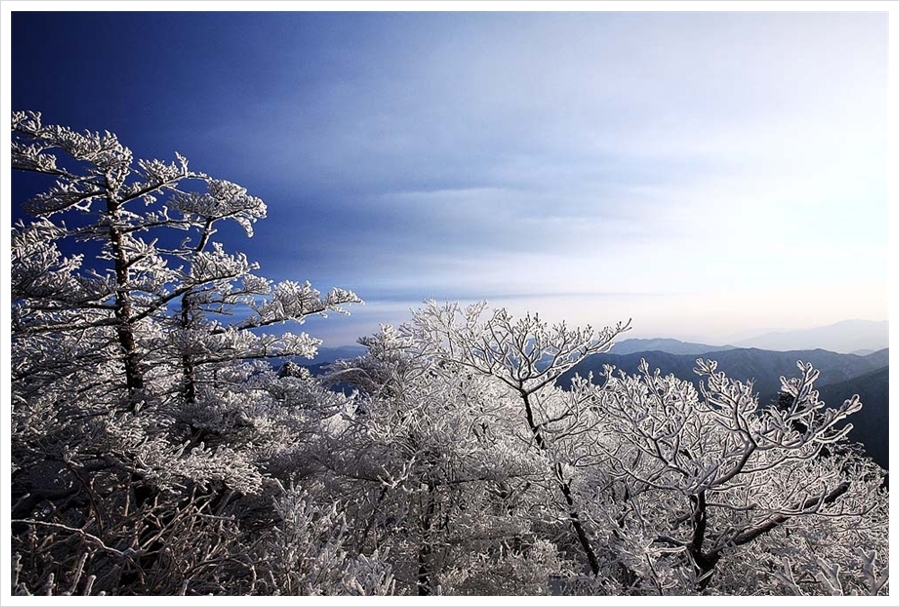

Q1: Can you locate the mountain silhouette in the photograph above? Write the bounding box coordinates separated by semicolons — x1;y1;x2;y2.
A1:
731;319;888;354
559;347;888;411
815;365;890;470
608;338;734;356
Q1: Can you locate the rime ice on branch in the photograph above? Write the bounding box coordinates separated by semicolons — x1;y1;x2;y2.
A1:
10;112;378;596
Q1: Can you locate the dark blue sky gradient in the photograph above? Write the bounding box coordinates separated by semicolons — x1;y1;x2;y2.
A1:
10;10;892;346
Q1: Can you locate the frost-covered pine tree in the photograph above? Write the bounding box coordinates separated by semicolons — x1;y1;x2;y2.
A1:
9;112;386;595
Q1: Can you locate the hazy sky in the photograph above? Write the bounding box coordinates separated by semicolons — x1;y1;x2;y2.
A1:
8;9;893;347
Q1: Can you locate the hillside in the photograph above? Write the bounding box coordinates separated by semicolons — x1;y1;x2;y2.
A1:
815;365;890;470
559;347;889;408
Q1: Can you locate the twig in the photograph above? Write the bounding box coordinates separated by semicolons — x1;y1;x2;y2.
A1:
12;519;135;558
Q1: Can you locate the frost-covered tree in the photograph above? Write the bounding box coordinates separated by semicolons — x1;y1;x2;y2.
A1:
348;301;889;596
249;484;396;595
10;112;367;595
399;301;631;578
583;358;889;594
318;303;635;590
322;324;563;595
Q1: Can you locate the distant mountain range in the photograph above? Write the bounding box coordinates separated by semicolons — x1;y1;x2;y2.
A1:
579;319;888;357
728;319;888;354
559;347;888;407
608;338;734;356
312;319;887;361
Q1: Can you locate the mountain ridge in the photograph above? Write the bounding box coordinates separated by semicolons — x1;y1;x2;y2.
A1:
608;338;735;356
730;319;888;354
815;365;890;470
558;347;889;408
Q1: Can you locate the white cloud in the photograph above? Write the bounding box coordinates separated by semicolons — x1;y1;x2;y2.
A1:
197;12;890;345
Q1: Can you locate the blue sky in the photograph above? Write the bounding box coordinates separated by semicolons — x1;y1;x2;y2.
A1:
7;9;894;347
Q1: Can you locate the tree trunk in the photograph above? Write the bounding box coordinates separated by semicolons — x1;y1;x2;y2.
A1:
521;390;600;576
105;195;143;407
417;482;437;596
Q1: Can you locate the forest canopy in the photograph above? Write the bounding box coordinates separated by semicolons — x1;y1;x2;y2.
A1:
8;113;889;597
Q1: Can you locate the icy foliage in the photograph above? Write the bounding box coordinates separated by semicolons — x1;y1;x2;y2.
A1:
10;113;362;595
321;302;887;596
320;324;562;595
405;300;630;391
170;178;266;237
247;280;362;328
9;113;888;596
255;485;396;595
583;356;887;594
